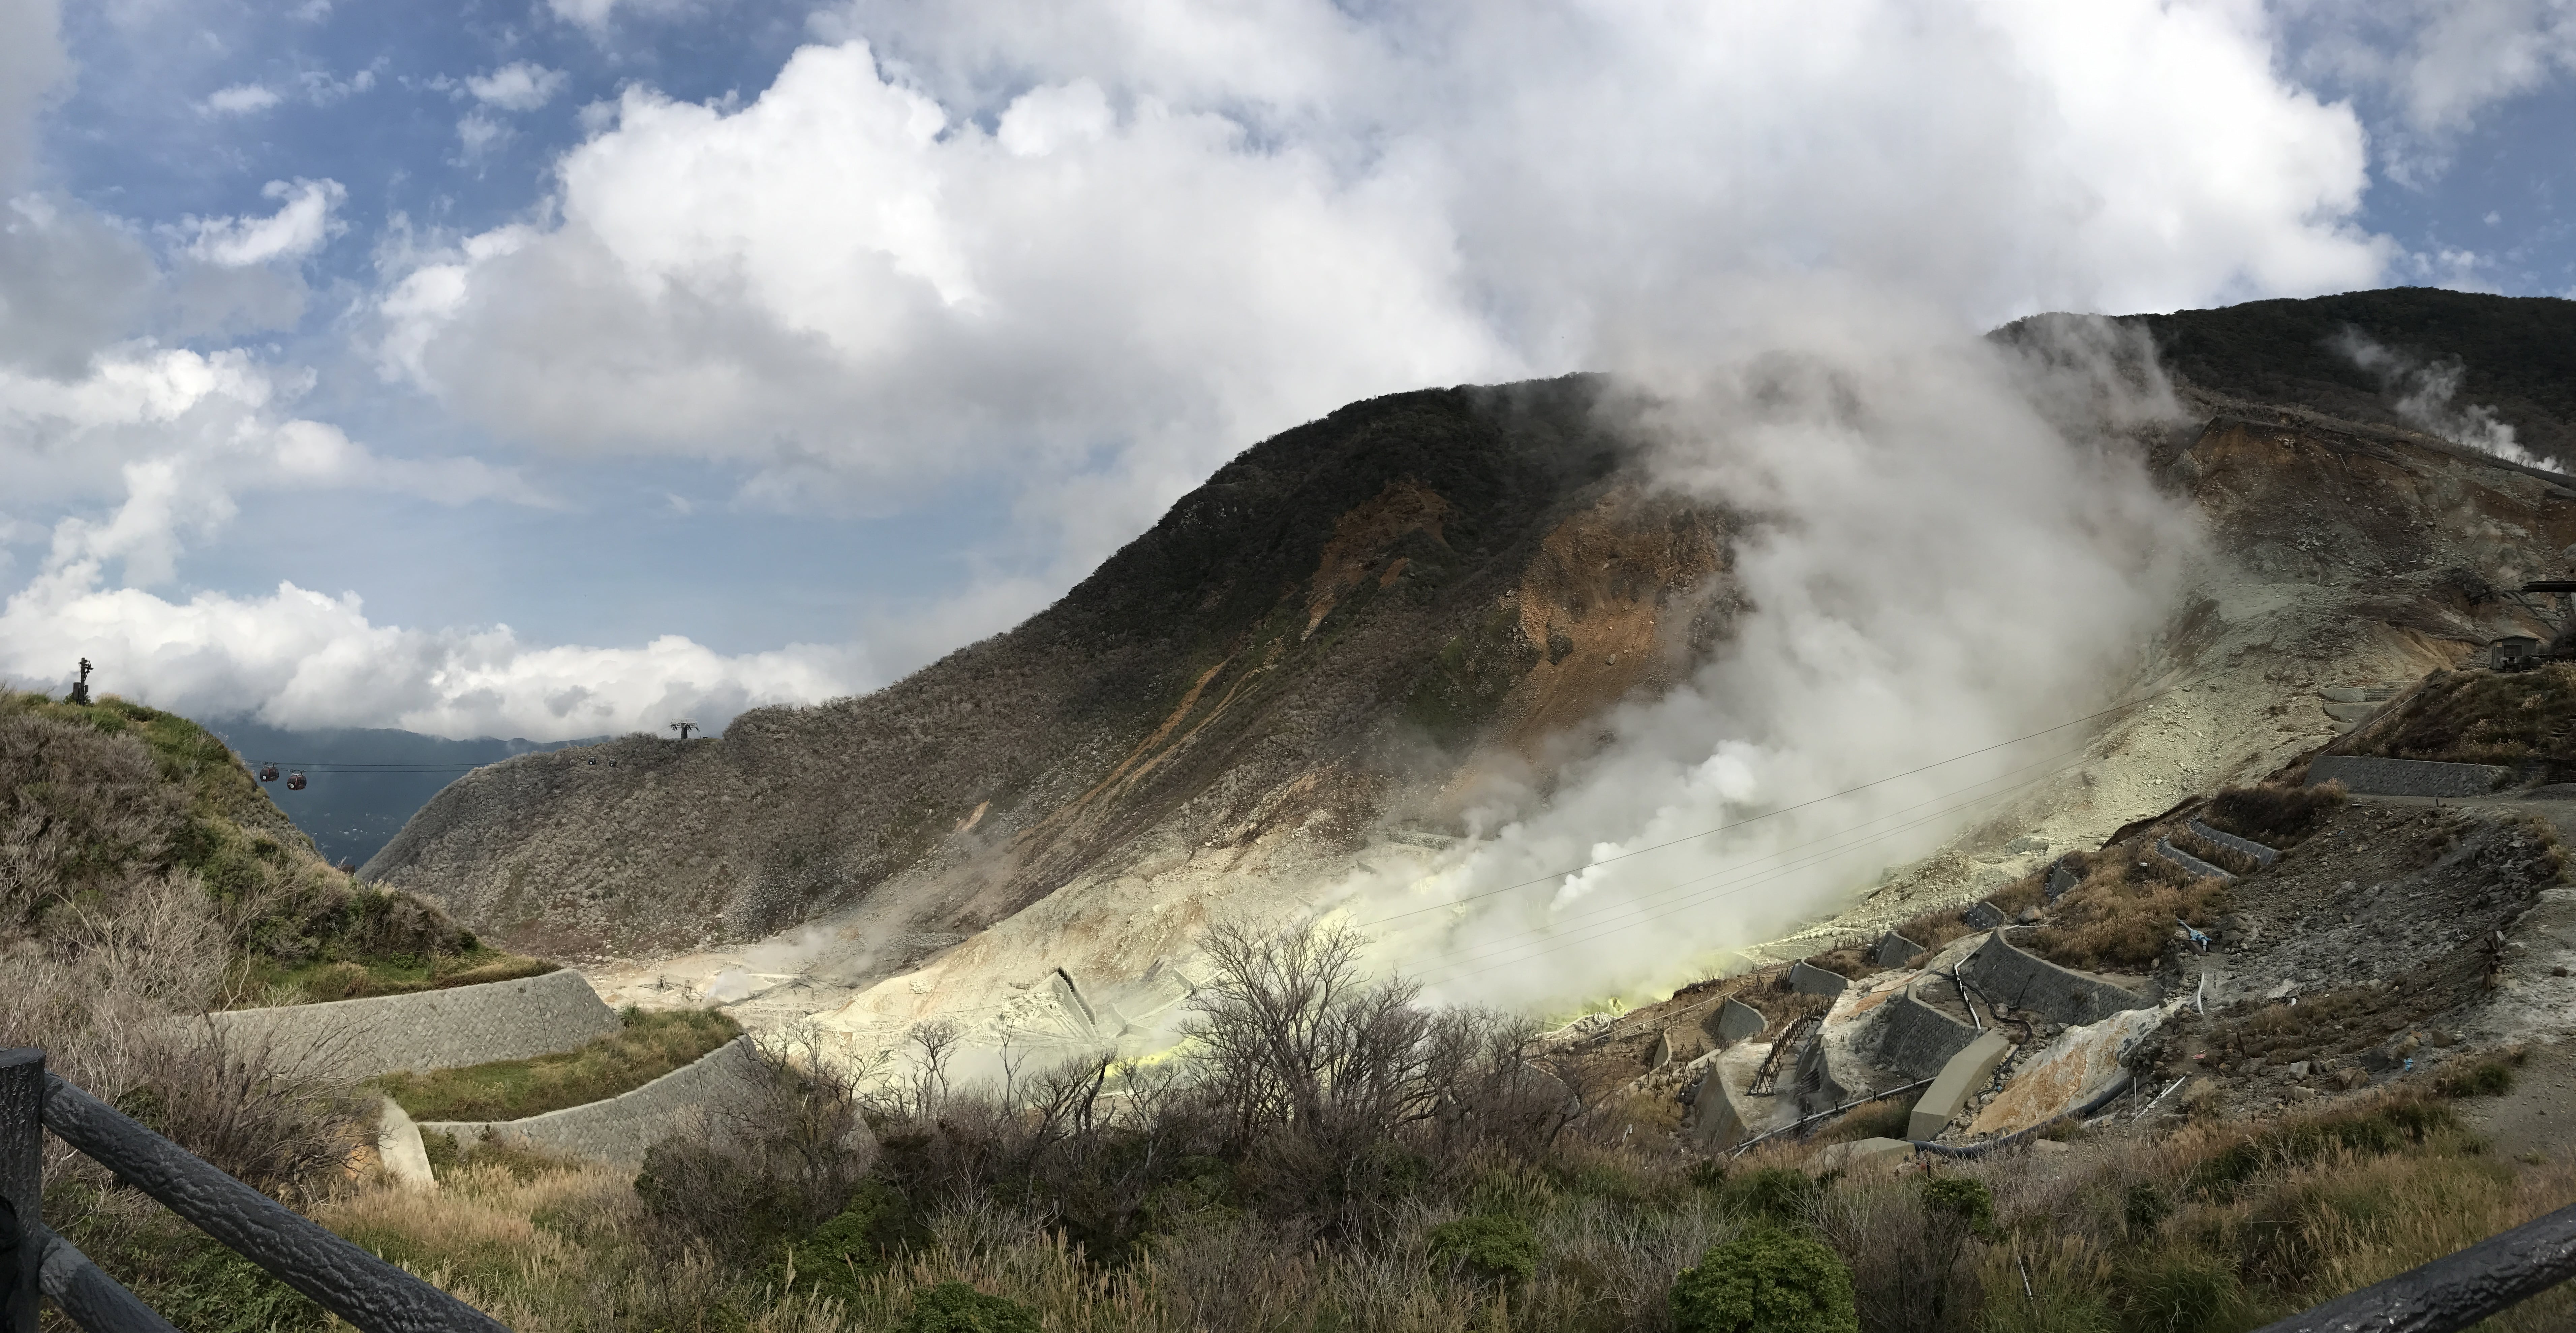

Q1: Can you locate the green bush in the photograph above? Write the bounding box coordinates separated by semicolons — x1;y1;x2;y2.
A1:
1670;1225;1859;1333
785;1180;918;1299
899;1281;1040;1333
2114;1244;2268;1333
1721;1167;1821;1227
1921;1176;1997;1240
1427;1213;1539;1286
2435;1057;2518;1098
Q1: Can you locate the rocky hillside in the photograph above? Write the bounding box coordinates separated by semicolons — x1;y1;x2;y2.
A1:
365;288;2576;1060
368;375;1741;959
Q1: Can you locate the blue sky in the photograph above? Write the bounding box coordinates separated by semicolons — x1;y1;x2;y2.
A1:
3;0;2573;740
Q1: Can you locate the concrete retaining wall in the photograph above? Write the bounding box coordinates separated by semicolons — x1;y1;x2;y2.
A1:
1956;931;2150;1028
421;1036;764;1166
1962;901;2007;930
1907;1031;2012;1141
2188;820;2278;866
2046;859;2079;901
1712;998;1767;1045
2307;755;2510;798
1875;978;1981;1080
1873;932;1923;967
1788;961;1849;996
198;968;618;1079
2155;837;2234;881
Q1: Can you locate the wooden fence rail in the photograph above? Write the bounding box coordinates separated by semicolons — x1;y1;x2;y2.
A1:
0;1048;506;1333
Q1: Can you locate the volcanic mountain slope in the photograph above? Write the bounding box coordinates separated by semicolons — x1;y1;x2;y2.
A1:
367;289;2576;1060
367;375;1746;967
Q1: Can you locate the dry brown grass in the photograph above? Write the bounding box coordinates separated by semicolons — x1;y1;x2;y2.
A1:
2201;782;2348;849
2025;850;2227;973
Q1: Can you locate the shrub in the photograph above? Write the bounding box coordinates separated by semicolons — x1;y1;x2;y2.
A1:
2435;1056;2519;1098
1921;1177;1997;1240
1670;1225;1860;1333
1723;1167;1823;1226
2202;783;2348;848
1428;1213;1539;1286
2190;1098;2459;1198
899;1281;1040;1333
786;1179;919;1300
636;1030;869;1262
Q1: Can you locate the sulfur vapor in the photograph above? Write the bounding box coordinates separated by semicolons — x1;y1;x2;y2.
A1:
1327;306;2202;1012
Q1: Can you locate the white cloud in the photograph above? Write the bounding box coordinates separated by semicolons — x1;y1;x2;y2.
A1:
202;84;282;116
2291;0;2576;185
455;113;508;159
0;569;863;739
465;62;568;113
377;1;2386;585
1;341;539;586
180;179;346;267
0;0;68;188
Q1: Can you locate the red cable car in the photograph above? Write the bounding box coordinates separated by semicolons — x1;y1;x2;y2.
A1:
285;771;308;791
257;763;279;782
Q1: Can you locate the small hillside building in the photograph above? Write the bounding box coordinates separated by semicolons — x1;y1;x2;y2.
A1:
2492;635;2542;671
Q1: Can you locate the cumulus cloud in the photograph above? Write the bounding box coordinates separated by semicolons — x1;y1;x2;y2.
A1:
179;179;346;267
377;0;2385;583
0;342;541;585
2292;0;2576;184
201;84;282;116
0;569;865;739
465;62;569;112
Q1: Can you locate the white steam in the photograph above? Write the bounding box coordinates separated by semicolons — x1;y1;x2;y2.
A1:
2332;327;2557;472
1334;311;2199;1010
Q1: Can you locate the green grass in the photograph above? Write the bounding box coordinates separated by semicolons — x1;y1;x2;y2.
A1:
228;948;557;1004
374;1008;742;1122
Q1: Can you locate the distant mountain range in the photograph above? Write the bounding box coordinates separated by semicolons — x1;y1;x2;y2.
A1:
205;720;606;867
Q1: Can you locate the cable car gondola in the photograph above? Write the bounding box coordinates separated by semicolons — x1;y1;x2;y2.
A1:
258;763;279;782
284;771;307;791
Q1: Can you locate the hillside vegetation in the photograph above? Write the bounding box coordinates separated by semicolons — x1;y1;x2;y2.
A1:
242;926;2574;1333
2328;664;2576;782
2125;287;2576;466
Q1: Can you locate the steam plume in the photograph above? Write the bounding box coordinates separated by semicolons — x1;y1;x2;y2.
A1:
2332;327;2557;472
1333;309;2199;1011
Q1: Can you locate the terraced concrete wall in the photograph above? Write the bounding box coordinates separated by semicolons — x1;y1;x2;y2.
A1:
200;968;618;1079
2307;755;2510;798
1956;931;2149;1027
1875;978;1981;1080
422;1036;763;1166
2188;820;2278;866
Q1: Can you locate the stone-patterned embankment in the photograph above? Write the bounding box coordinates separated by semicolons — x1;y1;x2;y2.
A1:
198;968;619;1078
419;1036;767;1166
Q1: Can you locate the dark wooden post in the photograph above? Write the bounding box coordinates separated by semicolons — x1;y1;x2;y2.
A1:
1;1049;42;1333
